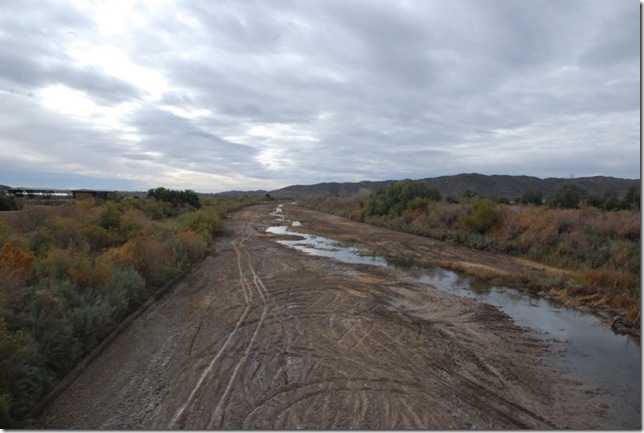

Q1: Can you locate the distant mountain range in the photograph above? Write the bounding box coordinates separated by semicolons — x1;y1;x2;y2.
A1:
3;174;639;201
215;173;640;200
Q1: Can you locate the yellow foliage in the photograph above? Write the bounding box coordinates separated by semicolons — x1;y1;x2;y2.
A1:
0;244;34;279
102;243;135;269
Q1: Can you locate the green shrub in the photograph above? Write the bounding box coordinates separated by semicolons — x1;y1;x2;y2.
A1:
28;291;81;375
459;199;499;234
518;189;543;206
67;298;116;353
0;393;12;427
82;224;119;252
546;184;587;209
0;193;20;211
622;185;640;210
0;192;251;425
178;208;222;241
0;324;49;427
147;187;200;210
366;180;440;217
110;266;146;311
99;202;124;230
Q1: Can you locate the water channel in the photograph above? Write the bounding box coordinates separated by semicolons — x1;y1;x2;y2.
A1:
266;214;641;429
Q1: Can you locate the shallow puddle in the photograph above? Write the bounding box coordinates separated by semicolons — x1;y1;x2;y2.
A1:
267;217;641;429
267;224;387;266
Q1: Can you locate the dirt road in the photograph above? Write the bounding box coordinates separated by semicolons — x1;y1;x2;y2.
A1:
38;204;606;429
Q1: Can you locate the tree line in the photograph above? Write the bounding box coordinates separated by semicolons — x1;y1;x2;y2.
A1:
147;187;201;210
298;180;640;327
0;189;259;427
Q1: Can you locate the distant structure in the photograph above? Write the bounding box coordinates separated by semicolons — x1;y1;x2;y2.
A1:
6;188;114;201
8;188;72;199
71;189;112;201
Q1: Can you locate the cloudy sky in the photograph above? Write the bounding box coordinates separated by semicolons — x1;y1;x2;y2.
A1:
0;0;639;192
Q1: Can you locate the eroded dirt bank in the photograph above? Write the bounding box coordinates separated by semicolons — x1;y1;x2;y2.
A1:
38;204;606;429
283;205;638;335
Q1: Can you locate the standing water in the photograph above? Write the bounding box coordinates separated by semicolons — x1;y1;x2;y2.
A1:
267;216;641;429
414;267;641;429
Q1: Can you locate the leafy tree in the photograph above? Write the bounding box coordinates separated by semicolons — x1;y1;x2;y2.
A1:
0;245;35;280
0;194;261;426
99;202;124;230
0;193;20;211
366;180;440;217
519;189;543;206
587;189;624;211
0;321;48;427
446;190;478;204
600;189;621;211
117;267;146;310
459;199;499;234
622;185;641;211
178;208;223;241
546;184;587;209
488;195;511;205
67;298;117;353
0;245;35;311
147;187;201;210
28;227;54;255
82;224;118;252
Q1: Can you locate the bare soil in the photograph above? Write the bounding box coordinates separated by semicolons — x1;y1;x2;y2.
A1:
284;206;637;334
38;204;607;429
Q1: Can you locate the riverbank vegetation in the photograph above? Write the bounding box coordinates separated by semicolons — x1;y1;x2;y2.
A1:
298;180;640;327
0;191;257;427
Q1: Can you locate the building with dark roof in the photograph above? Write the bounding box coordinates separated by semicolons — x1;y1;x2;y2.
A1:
71;190;113;201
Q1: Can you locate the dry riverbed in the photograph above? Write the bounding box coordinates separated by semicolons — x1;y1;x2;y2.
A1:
38;204;608;429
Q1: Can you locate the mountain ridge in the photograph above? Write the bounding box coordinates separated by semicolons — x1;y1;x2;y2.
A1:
215;173;640;200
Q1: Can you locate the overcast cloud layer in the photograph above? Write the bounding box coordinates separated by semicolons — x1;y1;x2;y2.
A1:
0;0;639;192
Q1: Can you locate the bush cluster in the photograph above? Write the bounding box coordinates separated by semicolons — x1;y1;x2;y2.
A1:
365;179;440;217
0;193;20;211
299;180;640;322
147;187;200;210
0;193;256;426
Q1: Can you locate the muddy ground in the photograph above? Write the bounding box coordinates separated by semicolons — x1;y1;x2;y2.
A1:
38;204;608;429
284;205;637;335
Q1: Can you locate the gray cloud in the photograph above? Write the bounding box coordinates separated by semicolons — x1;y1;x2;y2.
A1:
0;0;638;192
126;106;262;171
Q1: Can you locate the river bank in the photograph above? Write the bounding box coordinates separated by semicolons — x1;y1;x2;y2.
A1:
283;205;639;337
272;204;640;428
37;204;615;428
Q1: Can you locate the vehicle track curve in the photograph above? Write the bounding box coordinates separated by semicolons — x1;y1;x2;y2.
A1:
37;204;608;429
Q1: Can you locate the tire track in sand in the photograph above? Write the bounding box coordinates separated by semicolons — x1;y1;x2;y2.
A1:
170;222;262;428
206;220;272;428
37;204;607;429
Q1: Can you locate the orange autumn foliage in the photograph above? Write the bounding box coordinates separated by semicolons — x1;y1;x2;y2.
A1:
0;244;35;280
0;244;35;309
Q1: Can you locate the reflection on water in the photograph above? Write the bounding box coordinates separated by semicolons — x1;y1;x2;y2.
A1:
414;268;641;429
267;219;641;429
266;225;388;267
